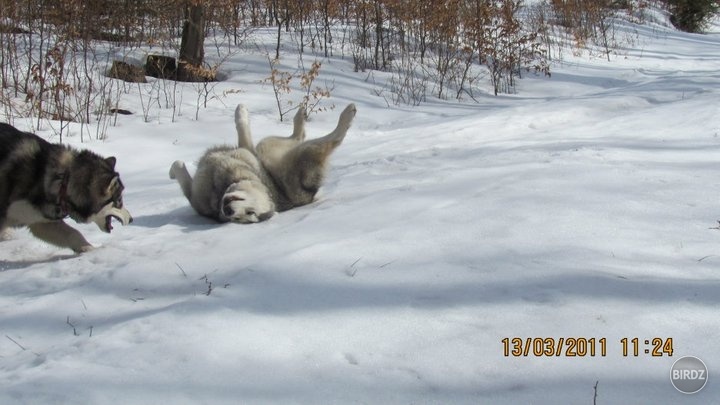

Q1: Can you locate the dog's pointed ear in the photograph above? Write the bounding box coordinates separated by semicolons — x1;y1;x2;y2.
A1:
105;156;117;169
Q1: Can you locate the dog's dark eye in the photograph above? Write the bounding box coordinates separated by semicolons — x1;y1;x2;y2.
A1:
99;195;123;210
107;176;124;208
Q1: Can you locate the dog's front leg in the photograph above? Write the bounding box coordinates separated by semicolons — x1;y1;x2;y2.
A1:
169;160;194;201
28;221;93;253
234;104;255;152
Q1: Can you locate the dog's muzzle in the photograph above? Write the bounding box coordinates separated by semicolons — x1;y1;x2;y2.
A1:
88;202;133;233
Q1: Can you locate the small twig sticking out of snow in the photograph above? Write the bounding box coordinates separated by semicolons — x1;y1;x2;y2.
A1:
175;262;188;278
379;260;396;269
66;316;79;336
5;335;27;351
66;317;94;337
199;274;213;296
5;335;41;357
346;257;362;277
593;380;599;405
697;255;718;262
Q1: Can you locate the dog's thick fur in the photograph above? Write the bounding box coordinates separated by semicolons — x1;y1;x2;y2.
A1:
170;103;356;223
0;123;132;253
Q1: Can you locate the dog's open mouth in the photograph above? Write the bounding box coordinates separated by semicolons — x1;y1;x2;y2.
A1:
89;204;133;233
105;213;130;232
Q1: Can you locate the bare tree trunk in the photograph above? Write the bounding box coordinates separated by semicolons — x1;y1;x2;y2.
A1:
374;0;382;69
180;2;205;66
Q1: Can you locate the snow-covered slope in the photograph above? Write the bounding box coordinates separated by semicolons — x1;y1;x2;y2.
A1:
2;17;720;405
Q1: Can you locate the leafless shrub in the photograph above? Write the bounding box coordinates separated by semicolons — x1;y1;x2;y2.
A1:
389;57;427;106
266;55;334;121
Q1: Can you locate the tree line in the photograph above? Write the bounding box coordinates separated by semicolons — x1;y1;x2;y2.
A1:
0;1;716;135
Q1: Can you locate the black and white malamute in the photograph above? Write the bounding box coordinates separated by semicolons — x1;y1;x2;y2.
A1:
0;123;132;253
170;103;356;223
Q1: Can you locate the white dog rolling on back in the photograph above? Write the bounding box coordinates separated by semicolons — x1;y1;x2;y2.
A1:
170;103;356;223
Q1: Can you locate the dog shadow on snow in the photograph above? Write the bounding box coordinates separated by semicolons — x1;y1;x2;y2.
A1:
131;199;325;232
0;254;77;272
130;206;227;232
1;207;229;270
0;210;202;270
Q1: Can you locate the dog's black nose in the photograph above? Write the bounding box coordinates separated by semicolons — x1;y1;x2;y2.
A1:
258;212;274;222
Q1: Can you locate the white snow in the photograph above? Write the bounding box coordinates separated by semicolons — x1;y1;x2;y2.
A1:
2;14;720;405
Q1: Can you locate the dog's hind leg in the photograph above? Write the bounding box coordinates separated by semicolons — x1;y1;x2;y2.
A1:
290;103;307;141
256;104;308;170
169;160;193;201
29;221;93;253
271;103;357;207
234;104;255;153
317;103;355;148
287;103;356;161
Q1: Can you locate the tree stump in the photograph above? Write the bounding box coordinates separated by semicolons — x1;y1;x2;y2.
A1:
145;55;177;80
108;61;147;83
145;55;216;82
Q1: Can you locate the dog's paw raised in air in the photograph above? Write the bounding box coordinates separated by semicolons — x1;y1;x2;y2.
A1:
169;160;186;180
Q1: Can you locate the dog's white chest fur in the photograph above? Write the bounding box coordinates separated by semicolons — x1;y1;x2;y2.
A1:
6;200;48;226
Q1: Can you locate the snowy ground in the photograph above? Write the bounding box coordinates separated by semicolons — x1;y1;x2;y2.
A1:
2;14;720;405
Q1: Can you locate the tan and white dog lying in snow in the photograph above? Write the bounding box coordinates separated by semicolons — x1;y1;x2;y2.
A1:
170;103;357;223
